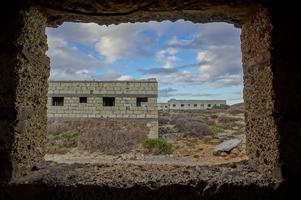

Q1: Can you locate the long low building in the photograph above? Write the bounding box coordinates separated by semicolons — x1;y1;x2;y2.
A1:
158;99;227;110
47;78;158;151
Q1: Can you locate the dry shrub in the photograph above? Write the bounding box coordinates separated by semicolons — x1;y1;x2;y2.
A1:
171;116;212;137
228;108;243;115
158;116;170;125
78;121;147;154
159;126;174;136
218;115;238;124
47;131;79;154
228;103;244;115
206;119;216;126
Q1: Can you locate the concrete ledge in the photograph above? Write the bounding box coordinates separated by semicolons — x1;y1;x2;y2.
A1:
0;161;284;200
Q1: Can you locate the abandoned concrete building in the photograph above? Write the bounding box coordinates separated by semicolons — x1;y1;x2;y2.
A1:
158;99;226;110
0;0;300;199
47;79;158;149
48;79;158;120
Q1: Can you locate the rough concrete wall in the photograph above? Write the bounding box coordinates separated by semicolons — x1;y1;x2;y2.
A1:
0;6;49;182
47;81;158;119
242;6;301;180
241;9;281;176
35;0;260;27
47;96;157;118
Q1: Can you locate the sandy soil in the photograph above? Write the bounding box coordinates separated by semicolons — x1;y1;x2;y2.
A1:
46;107;247;166
45;135;247;166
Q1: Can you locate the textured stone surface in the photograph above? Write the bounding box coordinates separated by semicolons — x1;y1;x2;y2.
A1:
241;8;281;176
0;161;283;200
35;0;261;27
241;6;301;180
0;6;49;183
0;1;300;198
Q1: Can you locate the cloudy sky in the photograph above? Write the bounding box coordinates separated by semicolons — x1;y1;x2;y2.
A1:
46;20;243;104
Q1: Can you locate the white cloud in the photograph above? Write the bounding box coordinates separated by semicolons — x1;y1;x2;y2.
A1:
47;21;243;98
95;37;129;64
156;48;178;69
117;75;133;81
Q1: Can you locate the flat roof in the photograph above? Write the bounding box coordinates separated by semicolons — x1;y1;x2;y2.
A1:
49;78;157;83
168;99;226;102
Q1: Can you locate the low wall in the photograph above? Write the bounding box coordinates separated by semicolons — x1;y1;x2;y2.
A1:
48;118;158;153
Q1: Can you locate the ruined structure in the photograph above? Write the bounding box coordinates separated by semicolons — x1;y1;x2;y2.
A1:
48;79;158;121
158;99;226;110
47;79;158;151
0;0;300;199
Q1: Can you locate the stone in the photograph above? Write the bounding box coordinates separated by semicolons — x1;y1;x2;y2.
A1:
214;139;242;155
0;0;299;189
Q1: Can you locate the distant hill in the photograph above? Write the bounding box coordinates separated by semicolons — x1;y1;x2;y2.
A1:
228;102;244;114
230;102;244;109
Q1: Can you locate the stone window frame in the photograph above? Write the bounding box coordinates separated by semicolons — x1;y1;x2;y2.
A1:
0;1;299;190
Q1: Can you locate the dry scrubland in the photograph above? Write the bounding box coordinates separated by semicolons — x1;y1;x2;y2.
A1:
46;103;247;165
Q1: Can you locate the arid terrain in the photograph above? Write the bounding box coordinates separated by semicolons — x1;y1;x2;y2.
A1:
45;103;247;166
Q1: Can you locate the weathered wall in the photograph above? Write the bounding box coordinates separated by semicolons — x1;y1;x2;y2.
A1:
242;6;301;180
0;0;299;192
241;9;280;176
47;80;158;150
0;5;49;183
47;80;158;119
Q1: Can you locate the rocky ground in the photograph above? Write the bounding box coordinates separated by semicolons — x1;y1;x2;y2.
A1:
45;103;247;166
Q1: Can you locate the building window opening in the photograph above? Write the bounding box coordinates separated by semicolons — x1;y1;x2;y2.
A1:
52;97;64;106
103;97;115;106
181;104;184;107
137;97;148;107
194;104;197;107
79;97;87;103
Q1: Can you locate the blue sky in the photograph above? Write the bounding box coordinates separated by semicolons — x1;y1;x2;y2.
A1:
46;20;243;104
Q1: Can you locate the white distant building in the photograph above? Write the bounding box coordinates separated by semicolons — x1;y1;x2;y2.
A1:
157;103;169;110
158;99;227;110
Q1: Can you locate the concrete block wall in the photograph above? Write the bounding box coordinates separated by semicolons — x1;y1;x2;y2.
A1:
47;79;158;120
47;79;159;145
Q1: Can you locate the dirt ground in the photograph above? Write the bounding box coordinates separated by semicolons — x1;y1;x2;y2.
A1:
46;104;247;166
45;136;247;166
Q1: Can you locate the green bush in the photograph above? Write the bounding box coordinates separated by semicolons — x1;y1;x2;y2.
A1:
47;131;80;154
142;139;172;155
210;125;221;135
210;114;219;119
